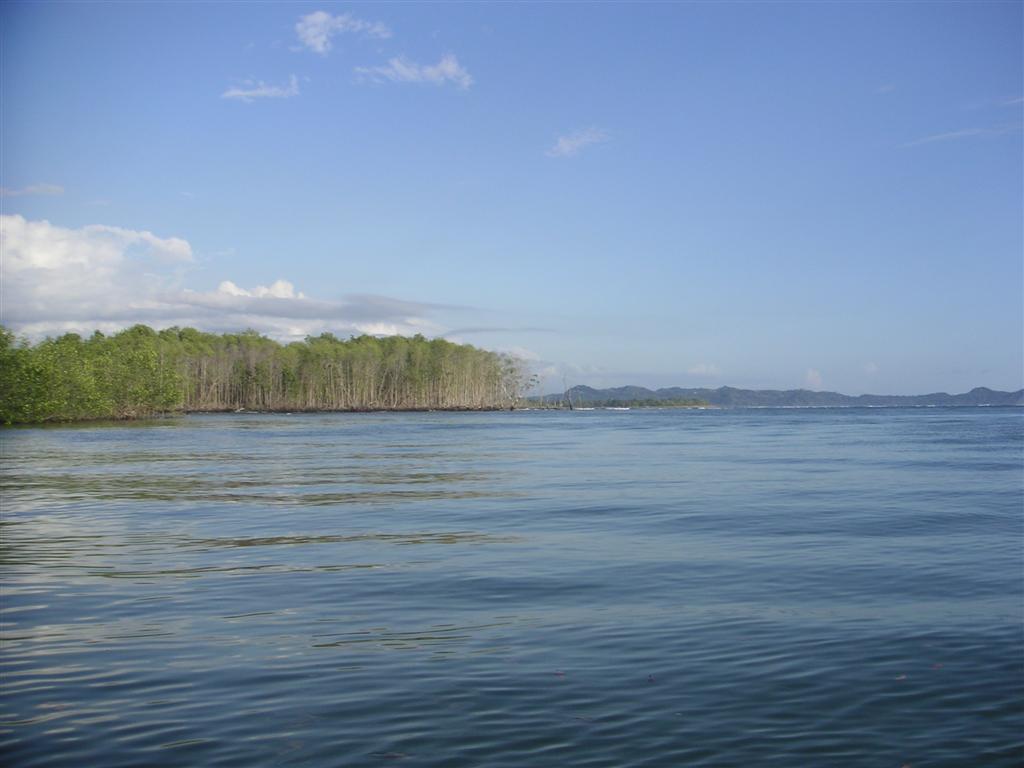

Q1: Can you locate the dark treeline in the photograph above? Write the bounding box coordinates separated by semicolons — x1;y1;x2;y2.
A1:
0;325;534;424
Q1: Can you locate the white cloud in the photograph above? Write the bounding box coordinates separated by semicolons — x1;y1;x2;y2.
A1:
295;11;391;54
1;183;64;197
805;368;823;389
546;127;609;158
864;361;879;375
216;280;304;299
355;54;473;89
222;75;300;103
1;214;191;333
0;215;449;341
687;362;721;377
3;215;191;273
875;83;897;94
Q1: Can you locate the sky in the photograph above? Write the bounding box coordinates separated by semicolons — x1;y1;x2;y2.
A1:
1;1;1021;395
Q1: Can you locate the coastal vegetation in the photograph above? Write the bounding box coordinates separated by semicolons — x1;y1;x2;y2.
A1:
0;325;534;424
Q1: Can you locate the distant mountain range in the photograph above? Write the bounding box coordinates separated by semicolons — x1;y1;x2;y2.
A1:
535;385;1024;408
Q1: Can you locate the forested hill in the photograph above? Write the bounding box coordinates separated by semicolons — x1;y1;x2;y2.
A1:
0;325;532;424
547;384;1024;408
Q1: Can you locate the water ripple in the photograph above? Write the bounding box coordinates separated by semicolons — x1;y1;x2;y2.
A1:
1;408;1021;767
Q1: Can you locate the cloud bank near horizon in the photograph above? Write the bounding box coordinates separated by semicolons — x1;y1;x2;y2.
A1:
0;215;448;341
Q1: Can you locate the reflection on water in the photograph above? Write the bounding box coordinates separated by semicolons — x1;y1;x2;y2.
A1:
1;409;1022;767
2;466;509;506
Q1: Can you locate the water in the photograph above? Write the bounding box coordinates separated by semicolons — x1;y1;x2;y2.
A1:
1;408;1021;767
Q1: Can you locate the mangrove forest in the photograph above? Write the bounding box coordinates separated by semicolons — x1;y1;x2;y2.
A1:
0;325;535;424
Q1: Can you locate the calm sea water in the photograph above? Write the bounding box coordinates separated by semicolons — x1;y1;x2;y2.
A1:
1;408;1021;767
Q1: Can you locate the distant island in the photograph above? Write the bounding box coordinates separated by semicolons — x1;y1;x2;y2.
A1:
536;384;1024;408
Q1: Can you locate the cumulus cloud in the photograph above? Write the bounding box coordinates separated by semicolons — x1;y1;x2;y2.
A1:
1;183;64;197
355;54;473;89
687;362;721;376
0;215;449;341
546;127;609;158
805;368;823;389
222;75;300;102
2;213;191;333
295;11;391;54
217;280;303;299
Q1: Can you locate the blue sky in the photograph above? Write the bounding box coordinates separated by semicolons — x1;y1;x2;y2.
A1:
2;1;1021;395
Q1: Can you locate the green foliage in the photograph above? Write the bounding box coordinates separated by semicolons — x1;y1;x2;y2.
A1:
0;325;528;424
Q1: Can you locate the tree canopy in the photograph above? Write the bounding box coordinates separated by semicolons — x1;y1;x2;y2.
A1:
0;325;534;424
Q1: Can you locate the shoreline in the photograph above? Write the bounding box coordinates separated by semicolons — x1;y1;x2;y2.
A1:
7;402;1021;427
3;403;716;426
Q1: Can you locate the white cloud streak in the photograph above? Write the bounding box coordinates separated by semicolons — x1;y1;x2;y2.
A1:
546;127;609;158
355;54;473;89
0;215;448;341
295;11;391;55
1;183;64;197
222;75;300;103
902;125;1017;147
